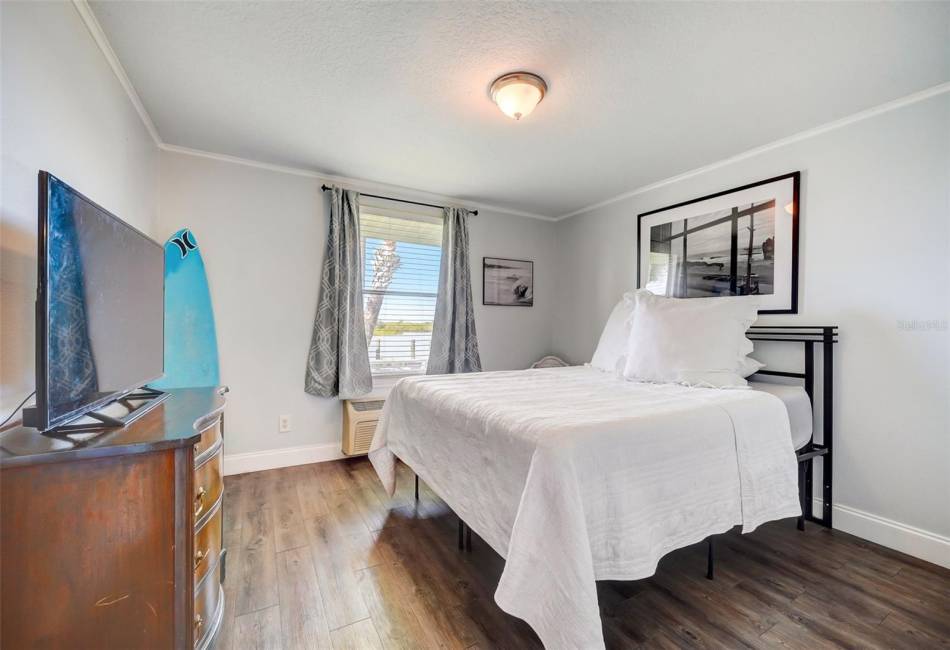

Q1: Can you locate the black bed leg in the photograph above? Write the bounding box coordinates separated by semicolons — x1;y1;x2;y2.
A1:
415;474;419;501
706;538;714;580
465;525;472;551
797;460;806;531
822;333;834;529
457;519;464;550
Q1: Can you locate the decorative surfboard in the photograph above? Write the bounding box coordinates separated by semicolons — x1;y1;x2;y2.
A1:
149;228;220;389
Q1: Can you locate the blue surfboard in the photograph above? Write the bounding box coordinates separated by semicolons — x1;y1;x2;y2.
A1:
150;228;220;389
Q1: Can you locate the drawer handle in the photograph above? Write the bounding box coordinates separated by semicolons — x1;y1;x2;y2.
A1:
194;486;207;518
194;614;203;633
194;548;210;571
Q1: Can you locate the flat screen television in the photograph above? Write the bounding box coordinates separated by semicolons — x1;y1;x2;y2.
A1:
27;172;164;432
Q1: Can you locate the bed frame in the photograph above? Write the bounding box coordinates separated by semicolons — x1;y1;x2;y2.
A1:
748;325;837;531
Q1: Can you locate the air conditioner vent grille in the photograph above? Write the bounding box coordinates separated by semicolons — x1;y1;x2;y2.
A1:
352;400;385;412
353;421;378;452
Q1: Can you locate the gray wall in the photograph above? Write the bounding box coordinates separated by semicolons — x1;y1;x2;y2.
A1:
1;1;159;413
157;151;557;458
552;94;950;552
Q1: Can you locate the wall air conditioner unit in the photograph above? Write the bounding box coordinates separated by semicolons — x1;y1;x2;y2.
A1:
342;398;385;456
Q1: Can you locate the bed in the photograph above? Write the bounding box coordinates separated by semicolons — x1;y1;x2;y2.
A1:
368;325;835;649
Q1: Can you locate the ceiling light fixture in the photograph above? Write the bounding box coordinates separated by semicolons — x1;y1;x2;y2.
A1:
490;72;547;121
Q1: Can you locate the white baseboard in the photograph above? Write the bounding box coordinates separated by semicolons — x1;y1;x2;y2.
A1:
811;498;950;569
223;443;347;476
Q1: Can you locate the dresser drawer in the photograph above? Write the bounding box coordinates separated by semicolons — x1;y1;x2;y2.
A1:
193;498;222;587
194;558;223;648
193;450;223;522
194;416;222;464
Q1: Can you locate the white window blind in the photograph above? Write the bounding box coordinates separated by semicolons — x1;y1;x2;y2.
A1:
360;207;443;377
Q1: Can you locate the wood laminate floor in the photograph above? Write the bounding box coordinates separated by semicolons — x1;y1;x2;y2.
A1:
218;458;950;649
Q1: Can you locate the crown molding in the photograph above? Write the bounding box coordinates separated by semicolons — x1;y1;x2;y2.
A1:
555;81;950;221
73;0;947;225
72;0;162;147
158;143;557;221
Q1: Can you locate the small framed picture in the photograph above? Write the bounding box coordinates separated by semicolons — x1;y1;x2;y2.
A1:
637;172;800;313
483;257;533;307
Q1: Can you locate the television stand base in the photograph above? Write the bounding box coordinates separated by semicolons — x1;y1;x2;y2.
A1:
24;387;169;436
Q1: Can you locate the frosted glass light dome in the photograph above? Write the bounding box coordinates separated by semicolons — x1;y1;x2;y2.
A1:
490;72;547;121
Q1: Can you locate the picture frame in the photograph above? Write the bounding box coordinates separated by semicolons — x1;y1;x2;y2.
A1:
637;172;800;314
482;257;534;307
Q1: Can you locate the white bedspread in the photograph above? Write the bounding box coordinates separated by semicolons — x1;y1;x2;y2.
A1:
369;366;801;649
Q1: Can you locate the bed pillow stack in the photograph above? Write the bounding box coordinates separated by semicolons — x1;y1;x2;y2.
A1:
621;290;762;388
590;292;637;374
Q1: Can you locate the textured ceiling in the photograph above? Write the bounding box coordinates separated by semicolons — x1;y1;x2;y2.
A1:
90;1;949;218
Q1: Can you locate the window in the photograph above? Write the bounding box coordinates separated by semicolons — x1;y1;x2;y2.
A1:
360;204;443;377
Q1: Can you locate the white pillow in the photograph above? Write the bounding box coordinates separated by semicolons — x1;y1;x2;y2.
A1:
636;291;763;377
590;292;637;373
622;291;760;388
740;353;766;378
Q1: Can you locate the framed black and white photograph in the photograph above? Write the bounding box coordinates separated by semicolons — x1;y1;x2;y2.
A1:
637;172;799;313
483;257;534;307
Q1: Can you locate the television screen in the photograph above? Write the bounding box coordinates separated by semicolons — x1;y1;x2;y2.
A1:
36;172;164;430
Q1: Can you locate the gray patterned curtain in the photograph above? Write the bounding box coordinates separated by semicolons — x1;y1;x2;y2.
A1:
427;207;482;374
305;186;372;398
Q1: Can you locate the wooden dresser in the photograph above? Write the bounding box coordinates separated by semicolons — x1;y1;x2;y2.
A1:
0;387;227;649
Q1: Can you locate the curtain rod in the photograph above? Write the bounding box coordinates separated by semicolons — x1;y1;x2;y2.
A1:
320;184;478;216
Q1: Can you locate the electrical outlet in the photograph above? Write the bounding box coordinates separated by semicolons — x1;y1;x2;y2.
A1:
278;414;292;433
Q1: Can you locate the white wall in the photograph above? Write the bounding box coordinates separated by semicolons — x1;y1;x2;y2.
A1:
157;151;557;462
469;206;557;372
552;93;950;563
0;1;159;413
